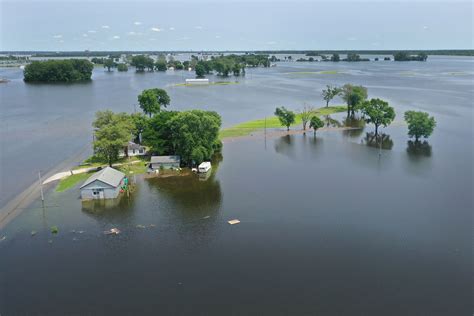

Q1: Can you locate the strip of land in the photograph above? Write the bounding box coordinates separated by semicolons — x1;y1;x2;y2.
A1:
219;105;346;139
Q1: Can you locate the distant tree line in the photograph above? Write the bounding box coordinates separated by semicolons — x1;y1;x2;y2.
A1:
23;59;93;82
394;52;428;61
193;54;270;78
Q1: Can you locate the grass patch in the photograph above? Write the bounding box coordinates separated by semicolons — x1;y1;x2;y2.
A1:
56;172;92;192
173;81;239;87
117;162;148;176
220;105;347;139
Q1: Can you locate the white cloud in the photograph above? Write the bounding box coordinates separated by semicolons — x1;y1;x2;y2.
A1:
215;35;221;39
134;21;142;25
149;38;156;41
88;30;96;33
266;41;276;45
194;26;203;30
347;36;357;41
178;36;190;41
423;25;429;30
53;34;62;38
59;40;64;43
101;25;110;29
112;35;120;39
151;27;161;32
127;31;137;35
82;33;88;37
169;27;175;31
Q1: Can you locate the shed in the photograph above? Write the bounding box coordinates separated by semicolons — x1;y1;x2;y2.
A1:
150;156;180;170
185;78;209;85
119;141;146;157
80;167;126;200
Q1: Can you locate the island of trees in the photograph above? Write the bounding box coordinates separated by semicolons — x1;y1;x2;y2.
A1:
394;52;428;61
23;59;93;82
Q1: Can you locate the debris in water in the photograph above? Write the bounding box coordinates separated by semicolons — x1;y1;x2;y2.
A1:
227;219;240;225
0;236;6;242
78;230;84;234
104;228;120;235
48;239;53;244
149;224;156;228
31;231;37;236
136;224;146;229
202;216;210;219
50;226;59;234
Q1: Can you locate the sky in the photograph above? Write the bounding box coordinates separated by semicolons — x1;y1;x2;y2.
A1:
0;0;472;51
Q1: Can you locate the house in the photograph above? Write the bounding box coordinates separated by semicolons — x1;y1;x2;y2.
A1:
149;155;180;170
119;142;146;157
185;78;209;85
80;167;126;200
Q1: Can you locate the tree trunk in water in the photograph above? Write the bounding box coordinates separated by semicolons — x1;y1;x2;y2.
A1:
287;126;290;131
375;124;378;136
326;100;329;107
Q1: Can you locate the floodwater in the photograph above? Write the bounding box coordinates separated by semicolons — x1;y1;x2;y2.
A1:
0;56;473;315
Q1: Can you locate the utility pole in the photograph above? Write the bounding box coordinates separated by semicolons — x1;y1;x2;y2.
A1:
38;171;44;202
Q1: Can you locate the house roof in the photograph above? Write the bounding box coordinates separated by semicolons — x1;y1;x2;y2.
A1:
150;155;180;164
80;167;125;189
128;142;144;150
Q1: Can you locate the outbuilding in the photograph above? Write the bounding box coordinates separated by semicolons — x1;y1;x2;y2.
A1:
149;155;181;170
119;141;146;158
80;167;126;200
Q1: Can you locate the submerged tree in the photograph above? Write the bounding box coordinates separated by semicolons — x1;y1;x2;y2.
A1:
138;88;170;117
404;111;436;141
321;85;341;107
309;116;324;136
274;107;296;131
340;84;368;117
298;104;314;131
104;58;116;72
360;98;395;136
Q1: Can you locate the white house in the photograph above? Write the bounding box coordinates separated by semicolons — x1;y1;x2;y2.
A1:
80;167;126;200
185;78;209;85
119;142;146;158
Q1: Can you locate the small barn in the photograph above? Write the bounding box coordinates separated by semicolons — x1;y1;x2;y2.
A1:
119;141;146;157
80;167;126;200
150;156;181;170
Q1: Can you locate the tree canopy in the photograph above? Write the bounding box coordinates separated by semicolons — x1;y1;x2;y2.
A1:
23;59;93;82
131;55;154;71
138;88;170;117
360;98;395;136
93;111;133;166
322;85;341;107
275;107;296;131
104;58;116;71
309;116;324;136
340;84;368;117
404;111;436;141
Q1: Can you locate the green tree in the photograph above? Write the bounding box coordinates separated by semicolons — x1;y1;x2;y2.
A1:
117;63;128;71
274;107;296;131
404;111;436;141
340;84;368;117
298;104;314;131
322;85;341;107
93;111;133;166
138;88;170;117
195;63;206;78
130;113;148;144
360;98;395;136
142;111;178;154
309;116;324;136
331;53;340;62
155;61;167;71
167;110;222;165
104;58;116;71
131;55;153;72
23;59;93;83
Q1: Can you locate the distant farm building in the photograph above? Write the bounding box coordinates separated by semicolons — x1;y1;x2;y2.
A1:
80;167;126;200
149;156;181;170
119;141;146;157
185;78;209;85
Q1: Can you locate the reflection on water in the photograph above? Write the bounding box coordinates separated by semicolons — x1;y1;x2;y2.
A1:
362;132;394;150
342;116;366;138
81;194;136;222
406;140;432;157
323;115;342;128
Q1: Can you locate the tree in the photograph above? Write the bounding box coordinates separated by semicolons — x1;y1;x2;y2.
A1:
138;88;170;117
131;55;153;72
298;104;314;131
321;85;341;107
331;53;340;62
167;110;222;165
404;111;436;141
155;61;167;71
117;63;128;71
274;107;296;131
142;111;178;154
309;116;324;136
340;84;368;117
130;113;148;144
23;59;93;83
360;98;395;136
104;58;116;72
195;63;206;78
93;111;133;166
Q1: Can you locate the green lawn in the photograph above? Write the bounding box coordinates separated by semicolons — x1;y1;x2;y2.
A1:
56;172;93;192
219;105;347;139
117;162;148;175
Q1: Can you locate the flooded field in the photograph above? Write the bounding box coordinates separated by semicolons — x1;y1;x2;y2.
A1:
0;56;473;314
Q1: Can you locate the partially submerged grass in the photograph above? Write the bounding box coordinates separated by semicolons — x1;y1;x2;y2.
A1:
56;172;92;192
285;70;343;76
173;81;239;87
220;105;347;139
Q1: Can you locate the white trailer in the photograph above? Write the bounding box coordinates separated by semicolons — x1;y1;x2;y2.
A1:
198;161;212;173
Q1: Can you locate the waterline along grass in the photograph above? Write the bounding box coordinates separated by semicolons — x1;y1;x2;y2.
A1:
219;105;347;139
173;81;239;87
